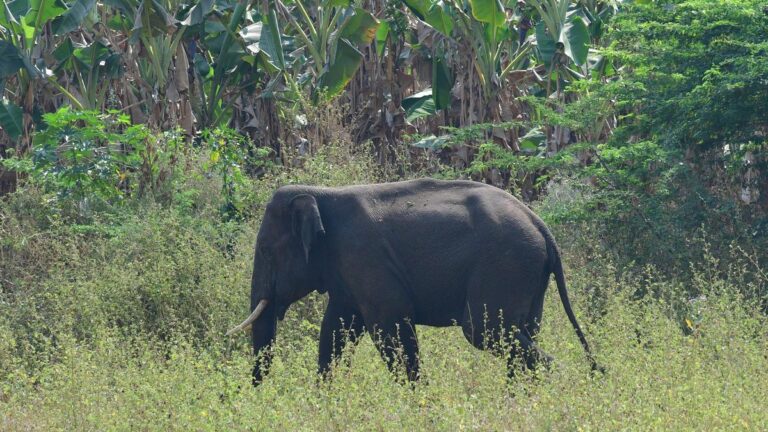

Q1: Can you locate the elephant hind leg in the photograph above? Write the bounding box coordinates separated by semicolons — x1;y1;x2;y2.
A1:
524;280;548;340
460;303;552;378
507;330;553;378
514;275;554;376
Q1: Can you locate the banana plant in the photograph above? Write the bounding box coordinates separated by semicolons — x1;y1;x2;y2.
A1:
52;38;124;109
0;0;95;141
402;0;532;122
402;0;453;36
527;0;590;71
459;0;531;101
579;0;621;45
103;0;185;106
184;0;278;128
0;33;28;140
275;0;380;100
579;0;623;81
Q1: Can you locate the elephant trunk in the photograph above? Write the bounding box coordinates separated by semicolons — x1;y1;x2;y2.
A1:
250;299;277;385
249;255;276;384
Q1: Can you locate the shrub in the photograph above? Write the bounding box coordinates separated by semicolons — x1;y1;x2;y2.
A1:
1;108;184;220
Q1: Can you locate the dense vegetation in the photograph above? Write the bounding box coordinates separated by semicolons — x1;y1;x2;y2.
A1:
1;0;767;429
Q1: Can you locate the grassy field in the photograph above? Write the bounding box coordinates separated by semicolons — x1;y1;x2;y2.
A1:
2;267;766;431
1;150;767;431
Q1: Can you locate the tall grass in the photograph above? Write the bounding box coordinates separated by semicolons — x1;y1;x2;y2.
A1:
1;145;766;430
3;267;766;430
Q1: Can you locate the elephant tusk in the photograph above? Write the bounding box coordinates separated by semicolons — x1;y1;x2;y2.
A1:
226;299;270;336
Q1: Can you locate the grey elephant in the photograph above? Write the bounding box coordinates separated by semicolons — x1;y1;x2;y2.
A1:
228;178;600;384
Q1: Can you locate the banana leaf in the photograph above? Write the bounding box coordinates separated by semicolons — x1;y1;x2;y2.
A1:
0;99;24;139
52;0;95;35
402;88;436;121
316;38;362;98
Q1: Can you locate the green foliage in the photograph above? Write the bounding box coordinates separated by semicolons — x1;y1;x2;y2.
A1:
605;0;768;213
451;0;768;274
612;0;768;153
1;108;186;216
6;108;133;202
200;127;259;221
468;142;559;194
1;107;304;223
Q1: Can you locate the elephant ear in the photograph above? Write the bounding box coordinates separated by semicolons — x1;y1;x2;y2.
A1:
290;194;325;263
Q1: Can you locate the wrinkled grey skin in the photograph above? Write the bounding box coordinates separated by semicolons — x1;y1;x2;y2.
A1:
247;178;599;385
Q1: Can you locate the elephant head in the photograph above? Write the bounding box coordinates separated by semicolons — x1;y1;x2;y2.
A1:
227;189;325;384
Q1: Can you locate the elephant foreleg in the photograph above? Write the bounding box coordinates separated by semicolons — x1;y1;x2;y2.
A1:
318;301;365;378
370;319;420;382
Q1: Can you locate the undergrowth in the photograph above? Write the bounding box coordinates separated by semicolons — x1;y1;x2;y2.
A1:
1;143;767;431
2;260;766;431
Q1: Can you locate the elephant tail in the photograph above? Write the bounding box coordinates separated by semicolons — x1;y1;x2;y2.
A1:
547;233;603;373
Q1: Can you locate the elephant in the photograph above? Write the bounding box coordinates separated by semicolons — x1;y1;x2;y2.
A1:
227;178;600;385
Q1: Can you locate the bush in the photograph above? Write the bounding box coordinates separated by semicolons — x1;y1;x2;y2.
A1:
1;108;185;220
